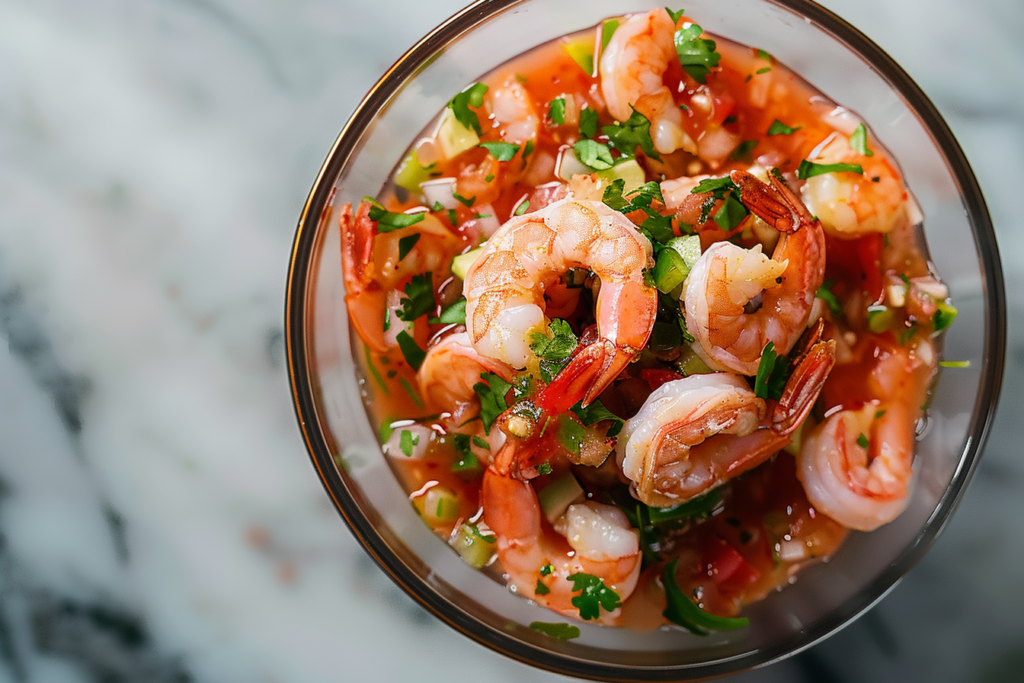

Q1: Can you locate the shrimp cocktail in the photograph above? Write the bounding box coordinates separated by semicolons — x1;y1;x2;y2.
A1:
337;7;959;637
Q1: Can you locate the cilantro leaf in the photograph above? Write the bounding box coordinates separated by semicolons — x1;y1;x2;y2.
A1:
396;331;426;371
529;622;580;640
480;141;520;161
396;273;435;322
448;82;489;135
662;558;749;635
366;200;426;232
602;178;630;212
753;341;790;401
756;48;773;61
452;191;475;208
579;107;598;138
573;139;615;170
665;7;686;23
429;297;467;325
473;372;511;435
535;579;551;595
556;417;588;455
398;234;420;260
850;123;874;157
713;194;748;231
537;461;553;476
689;176;747;226
451;433;481;473
796;159;864;179
674;23;721;84
602;106;660;160
767;119;801;136
514;198;530;216
602;180;674;243
567;572;622;620
856;433;869;449
815;281;842;317
646;488;721;524
530;319;578;383
731;139;758;162
548;97;566;125
571;399;623;437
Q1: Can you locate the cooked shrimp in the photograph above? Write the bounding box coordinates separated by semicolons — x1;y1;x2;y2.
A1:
599;9;696;155
482;469;641;624
463;198;657;405
416;331;514;423
801;134;909;237
489;79;540;146
341;202;459;352
684;170;826;375
617;338;835;507
796;402;913;531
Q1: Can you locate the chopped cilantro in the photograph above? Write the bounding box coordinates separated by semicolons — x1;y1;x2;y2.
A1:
448;82;489;135
796;160;864;179
399;429;419;457
767;119;801;136
674;23;721;84
473;372;511;435
451;433;481;473
365;199;426;232
429;298;466;325
535;580;551;595
396;273;435;322
514;198;530;216
875;409;887;419
548;97;566;125
571;399;624;437
665;7;686;23
567;572;622;620
537;461;553;476
529;622;580;640
452;191;476;207
530;319;579;382
856;433;870;449
723;115;737;125
557;418;588;455
731;139;758;162
714;194;748;231
647;489;721;524
602;179;674;243
396;331;426;371
579;107;598;138
755;66;771;75
753;341;790;401
689;175;748;227
573;138;615;170
523;139;535;161
850;123;874;157
939;360;971;368
602;106;660;160
472;435;490;450
484;173;495;183
756;48;773;61
539;563;555;576
480;141;520;161
397;233;420;261
898;324;918;346
662;558;749;634
815;281;842;317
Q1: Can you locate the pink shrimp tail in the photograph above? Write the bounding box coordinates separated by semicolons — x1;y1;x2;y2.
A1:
730;169;815;234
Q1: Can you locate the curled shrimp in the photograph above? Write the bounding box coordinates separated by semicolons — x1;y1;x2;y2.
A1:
617;337;836;507
463;198;657;406
797;339;933;531
684;170;826;376
599;9;695;155
482;469;641;624
416;331;514;424
800;134;910;237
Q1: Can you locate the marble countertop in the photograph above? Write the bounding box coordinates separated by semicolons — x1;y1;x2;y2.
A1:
1;0;1021;681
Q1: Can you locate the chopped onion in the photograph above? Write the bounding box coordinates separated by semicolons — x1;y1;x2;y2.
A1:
470;203;501;237
420;177;459;210
778;540;808;562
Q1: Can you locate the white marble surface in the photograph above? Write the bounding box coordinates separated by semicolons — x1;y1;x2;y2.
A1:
0;0;1021;682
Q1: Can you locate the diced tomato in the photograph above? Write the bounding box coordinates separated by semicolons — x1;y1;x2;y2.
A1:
706;539;761;594
639;369;684;391
709;88;737;126
855;233;884;304
823;232;885;303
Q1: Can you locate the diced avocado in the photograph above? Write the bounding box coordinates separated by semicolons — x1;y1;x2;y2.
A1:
596;158;646;194
653;249;688;294
452;245;485;281
537;472;585;525
451;523;496;568
394;150;432;194
437;108;480;160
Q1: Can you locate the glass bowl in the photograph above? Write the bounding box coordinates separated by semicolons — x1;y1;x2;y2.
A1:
285;0;1006;679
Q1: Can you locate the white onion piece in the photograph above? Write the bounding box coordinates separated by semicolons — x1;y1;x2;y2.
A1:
420;177;459;210
472;203;501;238
696;125;741;167
382;289;413;347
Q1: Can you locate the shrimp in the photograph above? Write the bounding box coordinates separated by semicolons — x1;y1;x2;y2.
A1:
340;202;459;352
684;170;826;376
416;331;514;424
599;9;696;156
797;338;933;531
617;337;836;508
463;198;657;406
482;469;641;624
800;134;910;237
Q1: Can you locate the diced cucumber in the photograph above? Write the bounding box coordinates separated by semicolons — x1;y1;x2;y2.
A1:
677;349;715;376
866;304;893;334
932;300;958;333
394;150;432;194
653;249;689;294
537;472;585;525
415;485;460;525
437;108;480;160
451;523;496;568
596;158;646;194
452;244;485;280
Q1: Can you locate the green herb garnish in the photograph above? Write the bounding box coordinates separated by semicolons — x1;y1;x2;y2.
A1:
939;360;971;368
856;433;870;449
451;433;481;473
548;97;566;125
796;160;864;179
429;298;467;325
603;106;660;160
932;301;958;333
674;22;721;84
452;191;476;208
579;107;598;138
529;622;580;640
514;198;531;216
537;461;553;476
567;572;622;620
396;273;435;322
473;372;512;435
767;119;801;136
399;429;419;457
850;123;874;157
398;234;420;261
530;319;579;382
573;138;615;170
480;141;520;161
365;199;426;232
535;580;551;595
571;399;624;437
662;558;749;635
753;341;790;401
815;281;842;317
448;82;489;135
665;7;686;23
731;139;758;162
396;331;426;371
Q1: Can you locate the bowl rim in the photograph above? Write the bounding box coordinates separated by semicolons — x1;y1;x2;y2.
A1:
285;0;1007;678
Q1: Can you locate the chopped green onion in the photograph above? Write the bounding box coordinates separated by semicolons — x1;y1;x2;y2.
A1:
397;376;424;408
548;97;566;125
363;345;389;395
514;198;531;216
939;360;971;368
796;160;864;179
